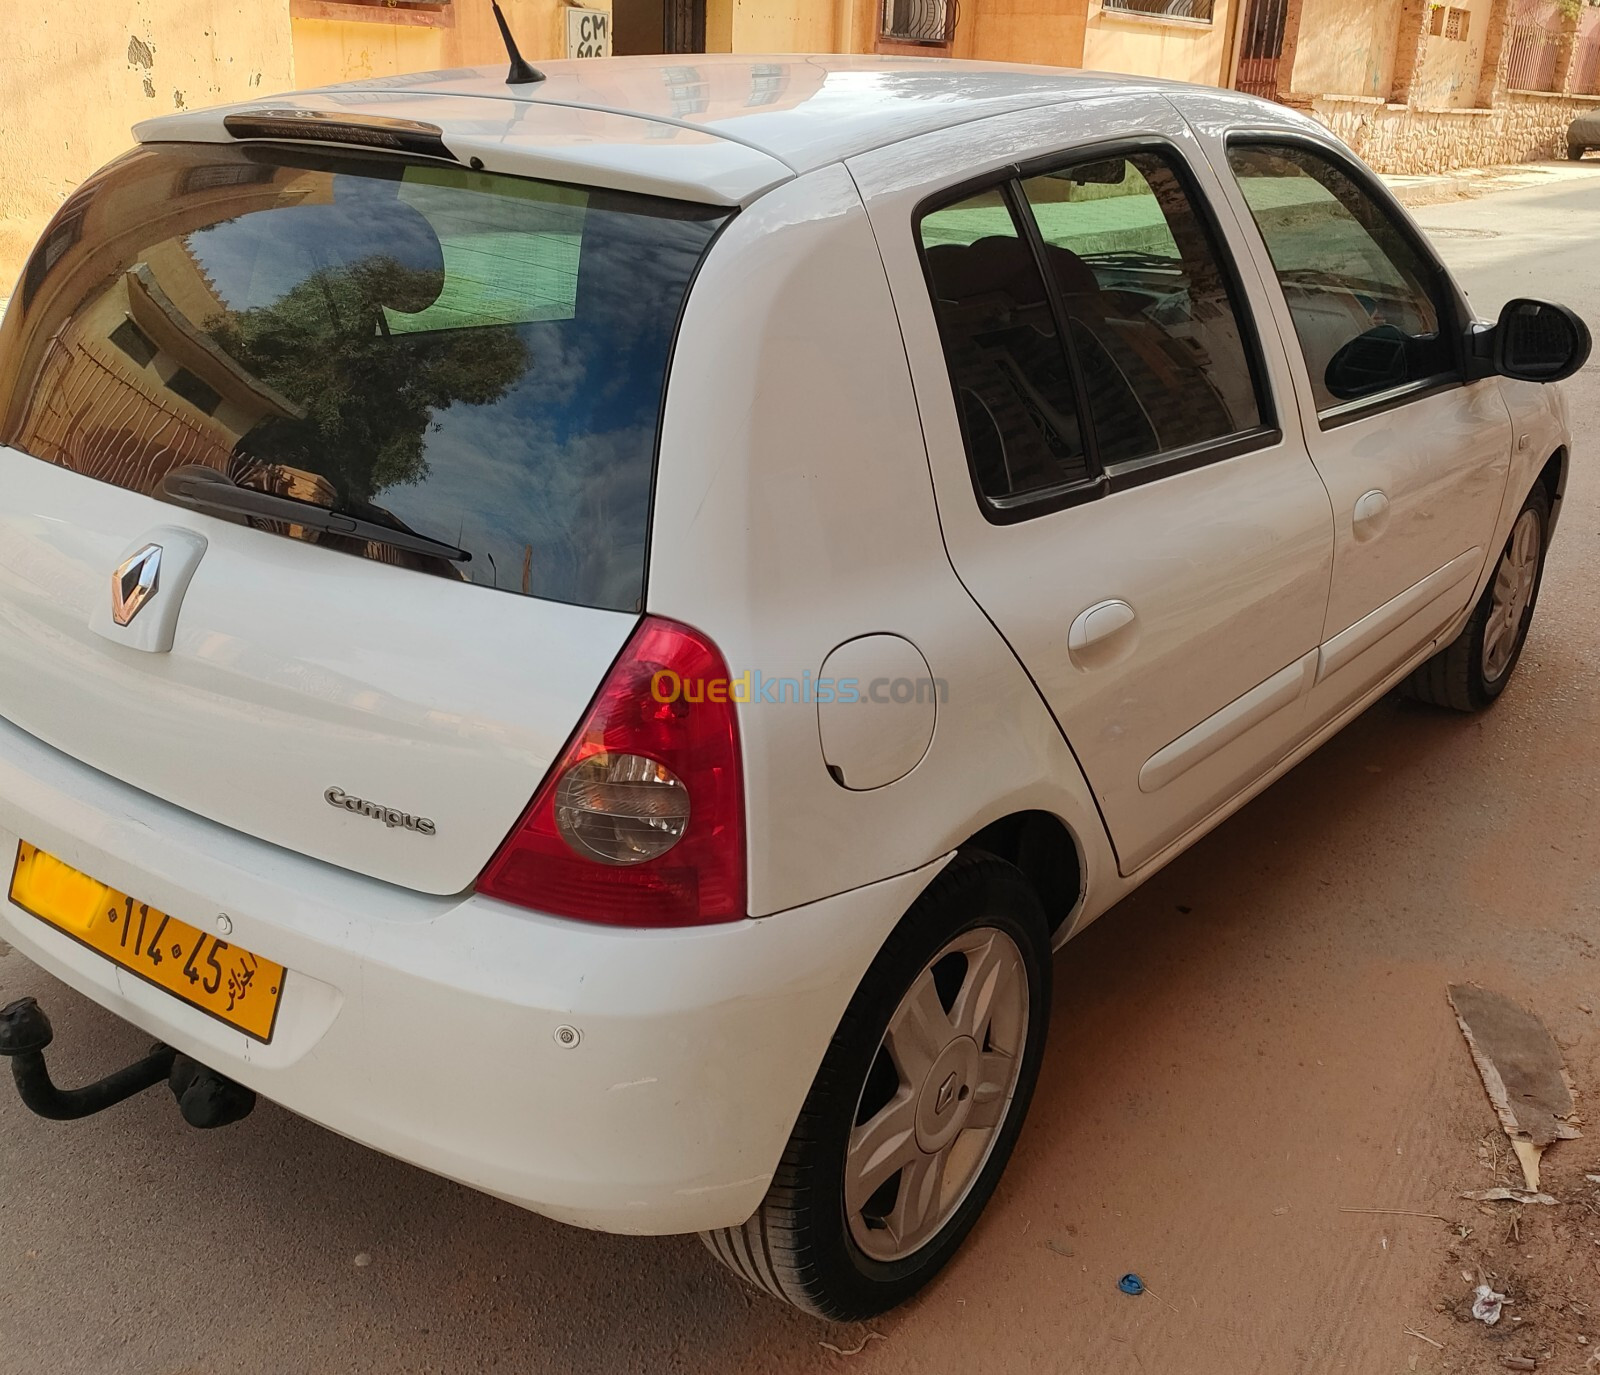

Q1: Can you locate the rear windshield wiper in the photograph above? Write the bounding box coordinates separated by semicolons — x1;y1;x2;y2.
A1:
160;466;471;564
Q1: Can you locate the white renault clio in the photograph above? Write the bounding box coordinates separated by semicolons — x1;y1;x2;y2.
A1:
0;54;1586;1319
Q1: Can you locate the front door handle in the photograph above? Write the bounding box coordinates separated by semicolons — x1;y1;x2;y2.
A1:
1068;599;1137;669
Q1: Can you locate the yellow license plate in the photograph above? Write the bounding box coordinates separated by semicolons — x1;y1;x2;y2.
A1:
8;841;286;1044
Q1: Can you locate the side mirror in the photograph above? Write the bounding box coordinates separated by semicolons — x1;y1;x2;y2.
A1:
1493;298;1591;383
1324;323;1412;401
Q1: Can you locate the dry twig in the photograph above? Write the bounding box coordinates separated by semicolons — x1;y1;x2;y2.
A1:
819;1333;885;1358
1404;1328;1445;1350
1340;1207;1452;1223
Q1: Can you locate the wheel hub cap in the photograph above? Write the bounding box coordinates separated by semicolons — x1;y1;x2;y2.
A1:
917;1038;979;1153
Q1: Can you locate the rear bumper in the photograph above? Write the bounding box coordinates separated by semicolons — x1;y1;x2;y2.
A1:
0;714;934;1234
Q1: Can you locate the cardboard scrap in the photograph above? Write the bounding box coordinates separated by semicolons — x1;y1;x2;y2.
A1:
1448;984;1581;1192
1461;1187;1559;1205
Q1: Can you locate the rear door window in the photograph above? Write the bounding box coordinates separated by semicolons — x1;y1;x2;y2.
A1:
1018;151;1265;469
0;143;730;611
915;143;1272;520
918;189;1092;504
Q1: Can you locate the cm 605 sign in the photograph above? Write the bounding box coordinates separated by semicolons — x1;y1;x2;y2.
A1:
566;7;611;57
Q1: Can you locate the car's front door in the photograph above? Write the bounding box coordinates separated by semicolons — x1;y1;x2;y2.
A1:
851;105;1335;875
1199;127;1513;721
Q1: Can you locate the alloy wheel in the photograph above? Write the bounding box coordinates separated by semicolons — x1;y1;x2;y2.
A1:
1482;508;1541;683
844;926;1029;1263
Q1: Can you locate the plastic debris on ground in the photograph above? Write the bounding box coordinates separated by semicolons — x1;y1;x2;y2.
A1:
1473;1284;1509;1325
1118;1273;1145;1296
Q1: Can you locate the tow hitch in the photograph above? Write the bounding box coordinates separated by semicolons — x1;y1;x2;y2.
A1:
0;997;256;1129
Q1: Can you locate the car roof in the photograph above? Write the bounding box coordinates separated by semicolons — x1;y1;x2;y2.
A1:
133;54;1235;207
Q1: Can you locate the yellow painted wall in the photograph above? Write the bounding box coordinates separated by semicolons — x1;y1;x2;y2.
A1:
290;0;582;85
290;17;444;88
1289;0;1404;96
729;0;842;49
1411;0;1495;107
0;0;295;289
953;0;1088;66
1081;0;1236;86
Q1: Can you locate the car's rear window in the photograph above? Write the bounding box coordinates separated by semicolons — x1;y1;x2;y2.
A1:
0;143;731;611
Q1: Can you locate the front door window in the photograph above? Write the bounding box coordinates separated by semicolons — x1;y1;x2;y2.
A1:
1226;143;1457;413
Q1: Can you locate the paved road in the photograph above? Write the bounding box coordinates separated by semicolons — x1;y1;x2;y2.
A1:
2;167;1599;1375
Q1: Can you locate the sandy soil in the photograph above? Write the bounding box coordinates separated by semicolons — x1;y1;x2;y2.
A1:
1;173;1599;1375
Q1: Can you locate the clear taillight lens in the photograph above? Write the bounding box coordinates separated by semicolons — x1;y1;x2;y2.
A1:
475;617;745;927
553;752;690;864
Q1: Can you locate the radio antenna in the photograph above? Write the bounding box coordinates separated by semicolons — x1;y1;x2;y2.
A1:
491;2;545;85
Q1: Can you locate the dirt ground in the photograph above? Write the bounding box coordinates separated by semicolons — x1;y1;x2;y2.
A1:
1434;1146;1599;1372
2;173;1600;1375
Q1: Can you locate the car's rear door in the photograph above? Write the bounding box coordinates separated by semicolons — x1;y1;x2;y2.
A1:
1182;107;1513;723
851;99;1335;875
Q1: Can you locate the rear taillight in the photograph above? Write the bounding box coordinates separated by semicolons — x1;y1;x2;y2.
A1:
476;616;746;927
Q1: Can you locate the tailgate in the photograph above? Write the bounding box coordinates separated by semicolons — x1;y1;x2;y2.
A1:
0;450;634;894
0;140;730;894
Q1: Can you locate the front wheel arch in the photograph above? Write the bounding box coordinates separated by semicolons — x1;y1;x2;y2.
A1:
1404;481;1551;712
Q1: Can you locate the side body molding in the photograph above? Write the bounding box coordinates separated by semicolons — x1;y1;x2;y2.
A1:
1316;548;1483;682
1139;651;1317;794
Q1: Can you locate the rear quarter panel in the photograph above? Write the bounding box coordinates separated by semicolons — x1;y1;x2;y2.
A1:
646;164;1117;925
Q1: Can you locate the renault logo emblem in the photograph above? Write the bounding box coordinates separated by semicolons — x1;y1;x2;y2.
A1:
111;544;163;627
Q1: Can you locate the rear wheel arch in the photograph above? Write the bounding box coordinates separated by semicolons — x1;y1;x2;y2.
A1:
702;851;1052;1318
960;810;1084;940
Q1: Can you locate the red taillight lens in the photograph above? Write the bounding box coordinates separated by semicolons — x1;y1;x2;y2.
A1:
476;616;746;927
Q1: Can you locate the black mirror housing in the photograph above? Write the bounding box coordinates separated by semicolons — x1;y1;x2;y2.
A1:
1493;298;1591;384
1325;323;1414;401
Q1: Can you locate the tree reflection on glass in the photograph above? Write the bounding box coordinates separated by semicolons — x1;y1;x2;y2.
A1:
208;257;529;509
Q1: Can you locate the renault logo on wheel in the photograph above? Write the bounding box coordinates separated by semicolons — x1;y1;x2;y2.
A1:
111;544;163;627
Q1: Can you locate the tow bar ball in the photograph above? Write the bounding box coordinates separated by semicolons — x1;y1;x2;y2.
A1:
0;996;256;1130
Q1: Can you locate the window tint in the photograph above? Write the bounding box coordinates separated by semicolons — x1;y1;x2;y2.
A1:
1226;143;1453;412
919;189;1090;504
1020;151;1264;467
0;144;730;612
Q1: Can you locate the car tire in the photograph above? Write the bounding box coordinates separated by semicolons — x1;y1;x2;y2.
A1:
1568;145;1586;161
1404;483;1550;712
701;852;1051;1320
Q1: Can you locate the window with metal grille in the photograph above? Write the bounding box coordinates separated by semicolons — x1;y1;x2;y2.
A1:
1102;0;1215;23
1507;2;1565;91
178;162;276;195
880;0;957;44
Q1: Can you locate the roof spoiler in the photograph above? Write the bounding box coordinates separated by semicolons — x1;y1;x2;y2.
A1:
221;109;457;161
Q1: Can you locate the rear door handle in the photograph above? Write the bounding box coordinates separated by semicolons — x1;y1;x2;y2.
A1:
1068;599;1137;668
1352;489;1391;541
